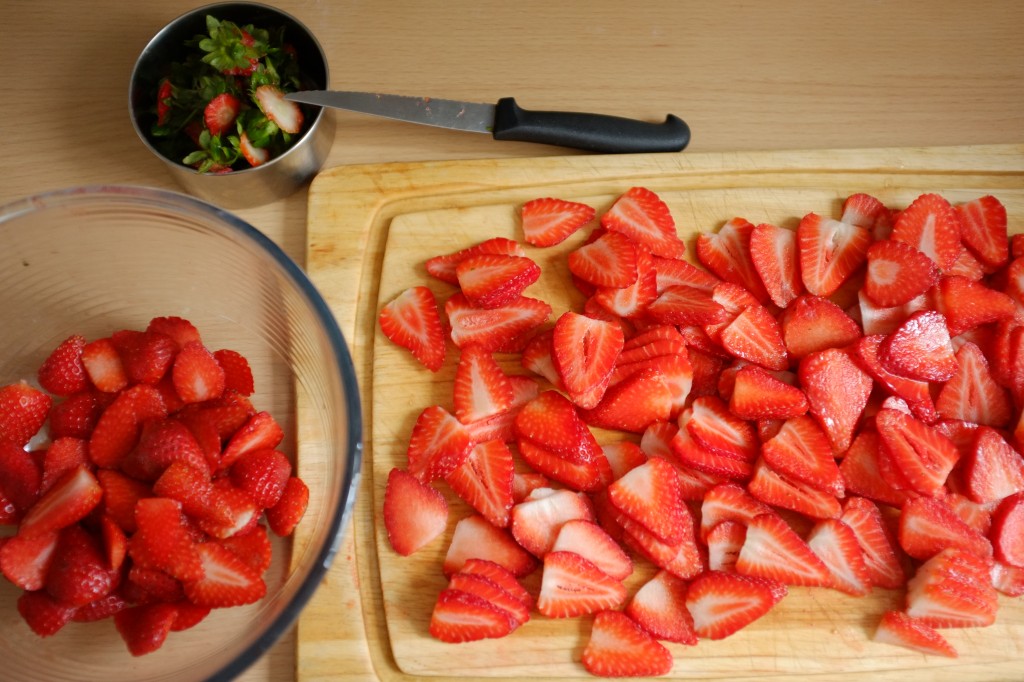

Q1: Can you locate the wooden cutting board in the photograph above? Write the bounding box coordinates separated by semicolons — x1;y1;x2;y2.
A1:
300;144;1024;681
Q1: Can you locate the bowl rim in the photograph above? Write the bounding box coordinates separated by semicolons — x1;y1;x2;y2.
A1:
128;1;331;178
0;184;363;681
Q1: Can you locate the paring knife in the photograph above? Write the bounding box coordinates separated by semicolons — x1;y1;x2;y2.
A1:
284;91;690;154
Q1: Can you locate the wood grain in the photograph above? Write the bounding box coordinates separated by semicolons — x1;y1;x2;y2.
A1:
304;144;1024;680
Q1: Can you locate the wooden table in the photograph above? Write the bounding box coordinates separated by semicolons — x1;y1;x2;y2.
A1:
2;2;1022;680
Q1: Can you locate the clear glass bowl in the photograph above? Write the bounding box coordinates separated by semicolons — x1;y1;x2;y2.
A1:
0;186;361;681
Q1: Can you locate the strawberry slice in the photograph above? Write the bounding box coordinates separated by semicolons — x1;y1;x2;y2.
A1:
799;347;872;454
706;520;747;572
873;610;958;658
0;382;51;447
88;384;167;468
213;349;255;396
600;440;647;480
806;518;872;596
518;440;613;492
184;541;266;607
146;316;202;349
761;415;842;495
459;558;533;608
46;524;118;606
120;417;208;482
203;92;241;136
898;496;992;561
852;334;936;423
220;411;284;469
890;193;962;271
16;590;76;637
991;492;1024;567
797;212;871;297
685;570;783;640
625;570;696;644
81;337;129;393
580;367;672;433
47;391;102;441
875;408;959;498
456;254;541;309
114;602;180;656
0;530;58;590
581;610;674;677
962;427;1024;505
696;217;771;303
606;457;686;545
685;395;758;463
779;295;862;361
0;438;41;512
229;448;292;509
112;329;178;386
956;195;1008;270
590;248;659;318
933;274;1015;338
131;497;203;582
749;222;803;308
446;571;529;627
425;238;526;285
646;285;728;326
736;512;834;587
443;514;537;577
445;293;551;352
382;467;448;556
520;197;595;247
698;483;774;541
729;364;808;421
904;548;997;628
19;465;102;538
839;432;913;509
551;518;632;584
567;231;639;288
652;254;721;293
452;345;513;424
717;302;789;371
265;476;308;537
37;335;89;397
841;193;890;231
444;440;514;528
238;131;269;166
601;186;685;258
379;285;447;372
840;496;906;589
405;405;474;484
551;311;624;409
510;488;594;558
536;550;627;618
513;390;598;463
747;458;842;519
429;588;517;642
879;310;958;382
253;84;303;134
618;512;703;580
936;342;1011;427
863;239;940;307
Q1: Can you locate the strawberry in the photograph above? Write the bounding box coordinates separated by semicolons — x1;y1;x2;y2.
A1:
444;440;514;528
749;222;803;307
229;448;292;509
382;467;448;556
747;458;842;519
446;571;529;627
536;550;627;618
645;284;728;326
937;341;1012;427
797;212;871;297
100;512;128;571
378;285;447;372
840;496;906;589
551;311;624;409
991;492;1024;567
699;482;773;541
445;293;551;352
265;475;308;537
0;438;41;512
213;349;255;396
125;565;184;604
0;530;58;590
156;78;173;125
220;410;284;469
96;469;151;534
428;588;517;642
729;364;808;420
519;439;613;492
38;437;88;496
0;382;50;447
685;395;758;462
238;131;269;166
590;249;659;319
671;423;753;482
601;186;686;259
456;254;541;309
841;193;890;231
131;497;203;582
898;496;992;561
203;92;241;136
184;541;266;607
45;524;118;606
779;295;860;360
878;310;958;382
112;329;178;386
717;302;789;371
875;408;959;498
37;335;89;396
73;591;129;623
196;480;260;539
606;457;686;544
47;391;102;440
652;254;721;293
81;337;129;393
863;239;940;307
933;274;1015;338
405;405;474;483
510;488;594;558
618;511;703;580
736;512;834;587
550;518;632;581
706;519;747;571
456;558;533;608
19;465;102;538
580;366;672;433
799;347;872;454
806;518;872;596
520;197;595;247
600;440;647;480
761;415;842;494
904;548;997;628
217;523;272;575
146;316;202;350
16;590;76;637
890;193;962;271
992;559;1024;596
443;514;537;577
425;238;526;285
840;432;913;508
624;570;696;645
569;230;640;289
956;195;1008;270
88;384;167;468
851;335;936;423
873;610;958;658
513;390;597;462
685;570;783;640
121;416;209;482
171;341;226;404
253;84;303;134
581;610;674;677
696;217;771;303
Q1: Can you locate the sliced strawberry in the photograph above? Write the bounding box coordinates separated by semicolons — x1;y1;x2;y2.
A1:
960;425;1024;504
797;212;871;297
567;230;639;288
445;293;551;352
131;497;203;582
890;193;962;271
428;588;517;642
47;391;102;441
81;337;129;393
879;310;958;382
444;440;514;528
729;364;808;421
600;440;647;480
718;302;788;371
146;316;202;349
898;496;992;561
580;366;672;433
459;558;532;608
37;335;89;396
761;415;842;494
937;342;1012;427
265;475;308;536
696;217;771;303
111;329;177;386
510;488;594;558
19;465;102;538
645;284;728;326
551;311;624;409
852;334;936;423
806;518;872;596
183;541;266;608
237;131;270;166
382;467;448;556
213;349;255;396
750;222;803;307
220;411;284;469
875;408;959;498
537;550;627;618
405;405;474;484
685;395;758;462
0;438;41;512
605;457;685;545
171;341;226;404
379;285;447;372
933;274;1016;338
253;84;303;134
623;571;696;646
747;458;842;519
841;193;890;230
73;591;129;623
863;238;940;307
778;295;861;361
229;448;292;509
685;570;782;640
120;417;208;482
652;254;721;293
443;514;538;577
611;351;693;419
699;482;774;541
840;496;906;589
873;610;958;658
425;238;526;285
991;492;1024;567
520;197;595;246
456;254;541;309
799;347;873;454
518;440;613;492
0;382;51;447
601;186;685;258
446;571;529;627
97;469;151;534
46;524;118;606
957;195;1008;270
203;92;241;136
0;530;58;590
904;548;997;628
736;512;834;587
17;590;76;637
548;518;632;581
88;384;167;468
590;249;660;320
582;610;674;677
513;390;596;462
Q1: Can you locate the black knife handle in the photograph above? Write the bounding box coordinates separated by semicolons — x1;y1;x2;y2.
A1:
491;97;690;153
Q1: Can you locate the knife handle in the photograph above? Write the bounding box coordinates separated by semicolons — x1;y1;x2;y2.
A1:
492;97;690;154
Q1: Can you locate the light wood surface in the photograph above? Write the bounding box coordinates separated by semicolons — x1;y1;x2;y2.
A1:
305;145;1024;681
2;1;1023;680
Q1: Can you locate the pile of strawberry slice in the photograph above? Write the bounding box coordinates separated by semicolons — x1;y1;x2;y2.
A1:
0;316;308;656
379;187;1024;676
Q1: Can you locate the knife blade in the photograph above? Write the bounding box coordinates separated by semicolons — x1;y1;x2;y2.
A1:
284;90;690;154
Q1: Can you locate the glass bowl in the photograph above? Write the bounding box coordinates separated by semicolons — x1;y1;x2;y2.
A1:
0;186;361;681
